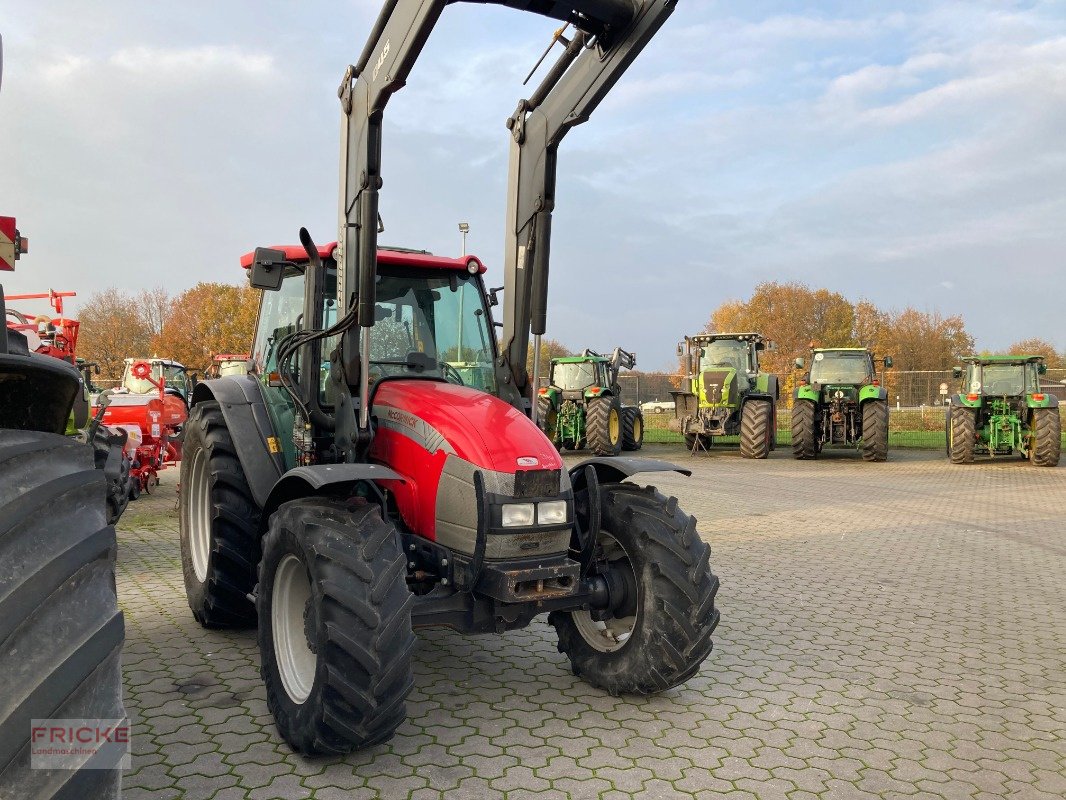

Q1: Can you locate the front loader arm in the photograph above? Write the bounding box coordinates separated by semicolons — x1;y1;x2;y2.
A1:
495;1;676;409
335;0;676;438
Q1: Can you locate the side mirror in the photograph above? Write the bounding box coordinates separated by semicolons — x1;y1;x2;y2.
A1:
94;364;101;375
1038;363;1047;375
883;356;893;368
249;247;288;291
488;286;503;307
794;357;805;370
696;347;705;357
952;366;962;379
676;343;683;357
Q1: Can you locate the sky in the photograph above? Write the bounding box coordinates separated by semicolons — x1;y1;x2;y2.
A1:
1;0;1064;372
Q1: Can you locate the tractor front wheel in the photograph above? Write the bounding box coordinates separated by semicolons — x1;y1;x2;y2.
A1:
861;400;889;462
1030;407;1061;467
740;399;772;459
586;396;622;456
949;406;976;464
621;407;644;451
550;484;720;695
791;400;817;459
179;401;260;628
257;498;415;755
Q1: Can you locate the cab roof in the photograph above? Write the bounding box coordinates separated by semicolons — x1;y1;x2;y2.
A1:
690;332;763;343
238;243;486;274
963;354;1044;364
553;355;609;364
811;347;869;353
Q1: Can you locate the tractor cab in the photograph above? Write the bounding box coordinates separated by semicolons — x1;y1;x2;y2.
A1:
956;356;1045;400
549;356;610;398
808;348;875;387
241;244;499;470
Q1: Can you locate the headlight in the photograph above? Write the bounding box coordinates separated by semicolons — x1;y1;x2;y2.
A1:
537;500;567;525
501;503;535;527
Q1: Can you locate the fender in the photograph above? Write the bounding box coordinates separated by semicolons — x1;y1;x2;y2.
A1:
260;463;406;530
569;456;691;494
191;377;284;508
754;373;779;400
859;385;888;403
1027;393;1058;409
794;385;820;403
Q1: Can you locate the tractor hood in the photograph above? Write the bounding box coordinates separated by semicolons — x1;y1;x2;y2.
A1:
368;380;566;545
371;380;560;474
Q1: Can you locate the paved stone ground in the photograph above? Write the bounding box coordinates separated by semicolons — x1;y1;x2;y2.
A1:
117;446;1066;799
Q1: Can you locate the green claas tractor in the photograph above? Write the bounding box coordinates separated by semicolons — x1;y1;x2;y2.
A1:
537;348;643;455
791;347;892;461
669;333;779;458
947;355;1060;466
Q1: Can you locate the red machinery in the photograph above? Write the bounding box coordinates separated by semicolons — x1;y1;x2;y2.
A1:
96;360;182;494
3;290;79;363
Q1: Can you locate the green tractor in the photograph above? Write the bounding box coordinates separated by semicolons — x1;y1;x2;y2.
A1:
536;347;643;455
669;333;779;458
947;355;1060;466
791;347;892;461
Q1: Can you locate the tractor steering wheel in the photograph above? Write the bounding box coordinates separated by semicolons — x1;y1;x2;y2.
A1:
440;362;465;386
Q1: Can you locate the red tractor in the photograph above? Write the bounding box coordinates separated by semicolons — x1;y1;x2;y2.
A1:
180;0;719;756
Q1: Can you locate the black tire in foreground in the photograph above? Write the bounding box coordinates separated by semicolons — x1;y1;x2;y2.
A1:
739;399;772;459
257;498;415;755
586;396;622;456
861;399;889;462
179;401;260;628
949;406;976;464
0;432;125;798
621;407;644;451
1031;407;1061;467
791;399;817;459
551;484;720;695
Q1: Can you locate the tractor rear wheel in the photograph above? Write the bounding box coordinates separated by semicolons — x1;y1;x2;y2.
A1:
91;426;131;525
179;401;259;628
550;484;719;695
949;406;976;464
0;432;125;796
861;400;889;462
621;407;644;451
537;395;558;444
258;498;415;755
739;399;772;459
1031;407;1061;467
586;396;622;456
791;400;817;459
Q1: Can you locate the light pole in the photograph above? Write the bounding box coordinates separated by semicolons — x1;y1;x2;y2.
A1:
458;222;470;256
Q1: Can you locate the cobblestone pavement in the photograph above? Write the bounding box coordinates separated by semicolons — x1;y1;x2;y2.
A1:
118;446;1066;799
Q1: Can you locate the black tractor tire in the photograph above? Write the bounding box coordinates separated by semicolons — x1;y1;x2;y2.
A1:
791;400;818;459
550;484;720;695
258;498;415;755
91;426;131;525
949;406;976;464
1030;407;1061;467
739;399;772;459
0;432;125;797
621;407;644;451
179;401;260;628
861;400;889;462
586;396;622;456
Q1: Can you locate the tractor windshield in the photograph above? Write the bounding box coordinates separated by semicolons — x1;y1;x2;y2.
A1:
366;267;497;393
552;361;600;391
809;351;872;385
699;340;749;373
977;364;1026;396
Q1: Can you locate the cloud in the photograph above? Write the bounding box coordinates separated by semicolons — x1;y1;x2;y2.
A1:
108;45;275;79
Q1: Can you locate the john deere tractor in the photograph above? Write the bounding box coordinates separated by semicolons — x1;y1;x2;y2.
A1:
669;333;779;458
947;355;1060;466
537;348;643;455
791;347;891;461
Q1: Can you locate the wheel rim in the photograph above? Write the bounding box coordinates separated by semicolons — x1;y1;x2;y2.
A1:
608;409;620;444
633;415;643;441
187;447;212;582
272;554;317;704
571;531;637;653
